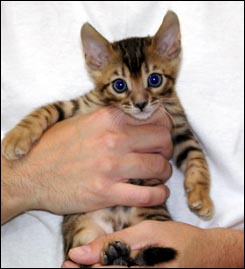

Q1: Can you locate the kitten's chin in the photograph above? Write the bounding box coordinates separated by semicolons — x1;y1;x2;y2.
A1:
130;111;155;120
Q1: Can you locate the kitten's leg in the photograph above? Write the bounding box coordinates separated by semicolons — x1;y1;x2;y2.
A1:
102;241;134;266
173;122;214;219
63;215;108;269
1;90;102;160
2;100;80;160
62;214;108;261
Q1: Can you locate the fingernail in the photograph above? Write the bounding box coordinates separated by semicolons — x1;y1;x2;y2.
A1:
69;245;91;258
165;186;170;198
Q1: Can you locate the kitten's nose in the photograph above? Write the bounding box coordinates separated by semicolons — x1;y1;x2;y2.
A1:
134;101;148;111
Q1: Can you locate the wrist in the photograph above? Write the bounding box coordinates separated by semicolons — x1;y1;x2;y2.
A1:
202;227;244;268
1;156;35;224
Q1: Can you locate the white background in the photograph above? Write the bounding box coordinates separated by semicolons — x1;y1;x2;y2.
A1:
1;1;244;268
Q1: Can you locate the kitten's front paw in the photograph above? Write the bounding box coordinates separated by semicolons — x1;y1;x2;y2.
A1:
2;126;38;160
101;241;134;266
185;184;214;220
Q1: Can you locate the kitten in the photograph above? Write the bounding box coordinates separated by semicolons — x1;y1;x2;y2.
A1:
2;11;214;267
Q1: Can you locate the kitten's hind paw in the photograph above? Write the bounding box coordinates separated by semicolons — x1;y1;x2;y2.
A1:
101;241;134;266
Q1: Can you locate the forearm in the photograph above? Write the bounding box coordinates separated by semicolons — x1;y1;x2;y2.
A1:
202;227;244;268
1;156;34;224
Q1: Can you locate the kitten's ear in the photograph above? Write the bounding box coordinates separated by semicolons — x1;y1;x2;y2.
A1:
153;11;181;59
81;23;112;70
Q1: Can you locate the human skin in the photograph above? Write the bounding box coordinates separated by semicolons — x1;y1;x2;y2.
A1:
1;107;173;224
62;221;244;268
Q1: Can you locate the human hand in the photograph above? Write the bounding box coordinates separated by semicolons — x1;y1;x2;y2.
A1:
62;220;244;268
2;107;173;223
62;221;201;268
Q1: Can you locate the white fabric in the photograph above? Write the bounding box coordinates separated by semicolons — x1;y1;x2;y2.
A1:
1;1;244;268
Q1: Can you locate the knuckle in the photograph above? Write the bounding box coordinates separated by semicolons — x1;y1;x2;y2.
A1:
159;186;169;203
160;129;173;159
151;155;166;176
100;156;117;175
102;131;127;151
162;161;172;180
165;132;174;159
168;163;173;178
94;178;108;194
162;160;172;179
167;143;174;159
164;130;172;146
102;132;118;150
149;156;172;181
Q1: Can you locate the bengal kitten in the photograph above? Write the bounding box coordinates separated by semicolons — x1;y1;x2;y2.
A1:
2;11;214;266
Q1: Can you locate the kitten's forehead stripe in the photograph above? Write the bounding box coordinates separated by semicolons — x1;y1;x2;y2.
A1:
144;62;149;73
121;66;125;77
100;83;110;92
114;37;151;76
164;74;176;83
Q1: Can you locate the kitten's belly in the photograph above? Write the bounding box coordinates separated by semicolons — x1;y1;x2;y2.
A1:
88;206;132;233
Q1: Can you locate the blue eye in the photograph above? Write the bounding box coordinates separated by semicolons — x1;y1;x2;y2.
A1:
112;79;128;93
148;73;163;87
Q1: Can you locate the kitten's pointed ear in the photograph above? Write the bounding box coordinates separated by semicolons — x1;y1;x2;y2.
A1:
81;23;111;70
153;11;181;59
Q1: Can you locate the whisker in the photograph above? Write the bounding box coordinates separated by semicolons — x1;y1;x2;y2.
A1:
110;107;125;127
158;106;176;127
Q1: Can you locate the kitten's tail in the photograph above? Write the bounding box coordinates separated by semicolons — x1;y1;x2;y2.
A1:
133;246;177;266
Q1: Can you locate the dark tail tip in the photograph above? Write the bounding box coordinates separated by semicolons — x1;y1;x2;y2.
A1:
135;246;177;266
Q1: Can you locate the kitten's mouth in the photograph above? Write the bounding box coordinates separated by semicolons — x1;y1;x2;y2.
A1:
122;104;160;121
131;110;155;120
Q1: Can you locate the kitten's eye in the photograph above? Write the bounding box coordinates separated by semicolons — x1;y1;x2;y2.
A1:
148;73;163;88
112;79;128;93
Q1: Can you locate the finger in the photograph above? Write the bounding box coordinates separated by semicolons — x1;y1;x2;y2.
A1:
126;125;173;159
111;183;170;207
118;153;172;181
61;260;80;268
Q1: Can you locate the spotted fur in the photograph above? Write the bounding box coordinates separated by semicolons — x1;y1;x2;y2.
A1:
2;11;213;266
